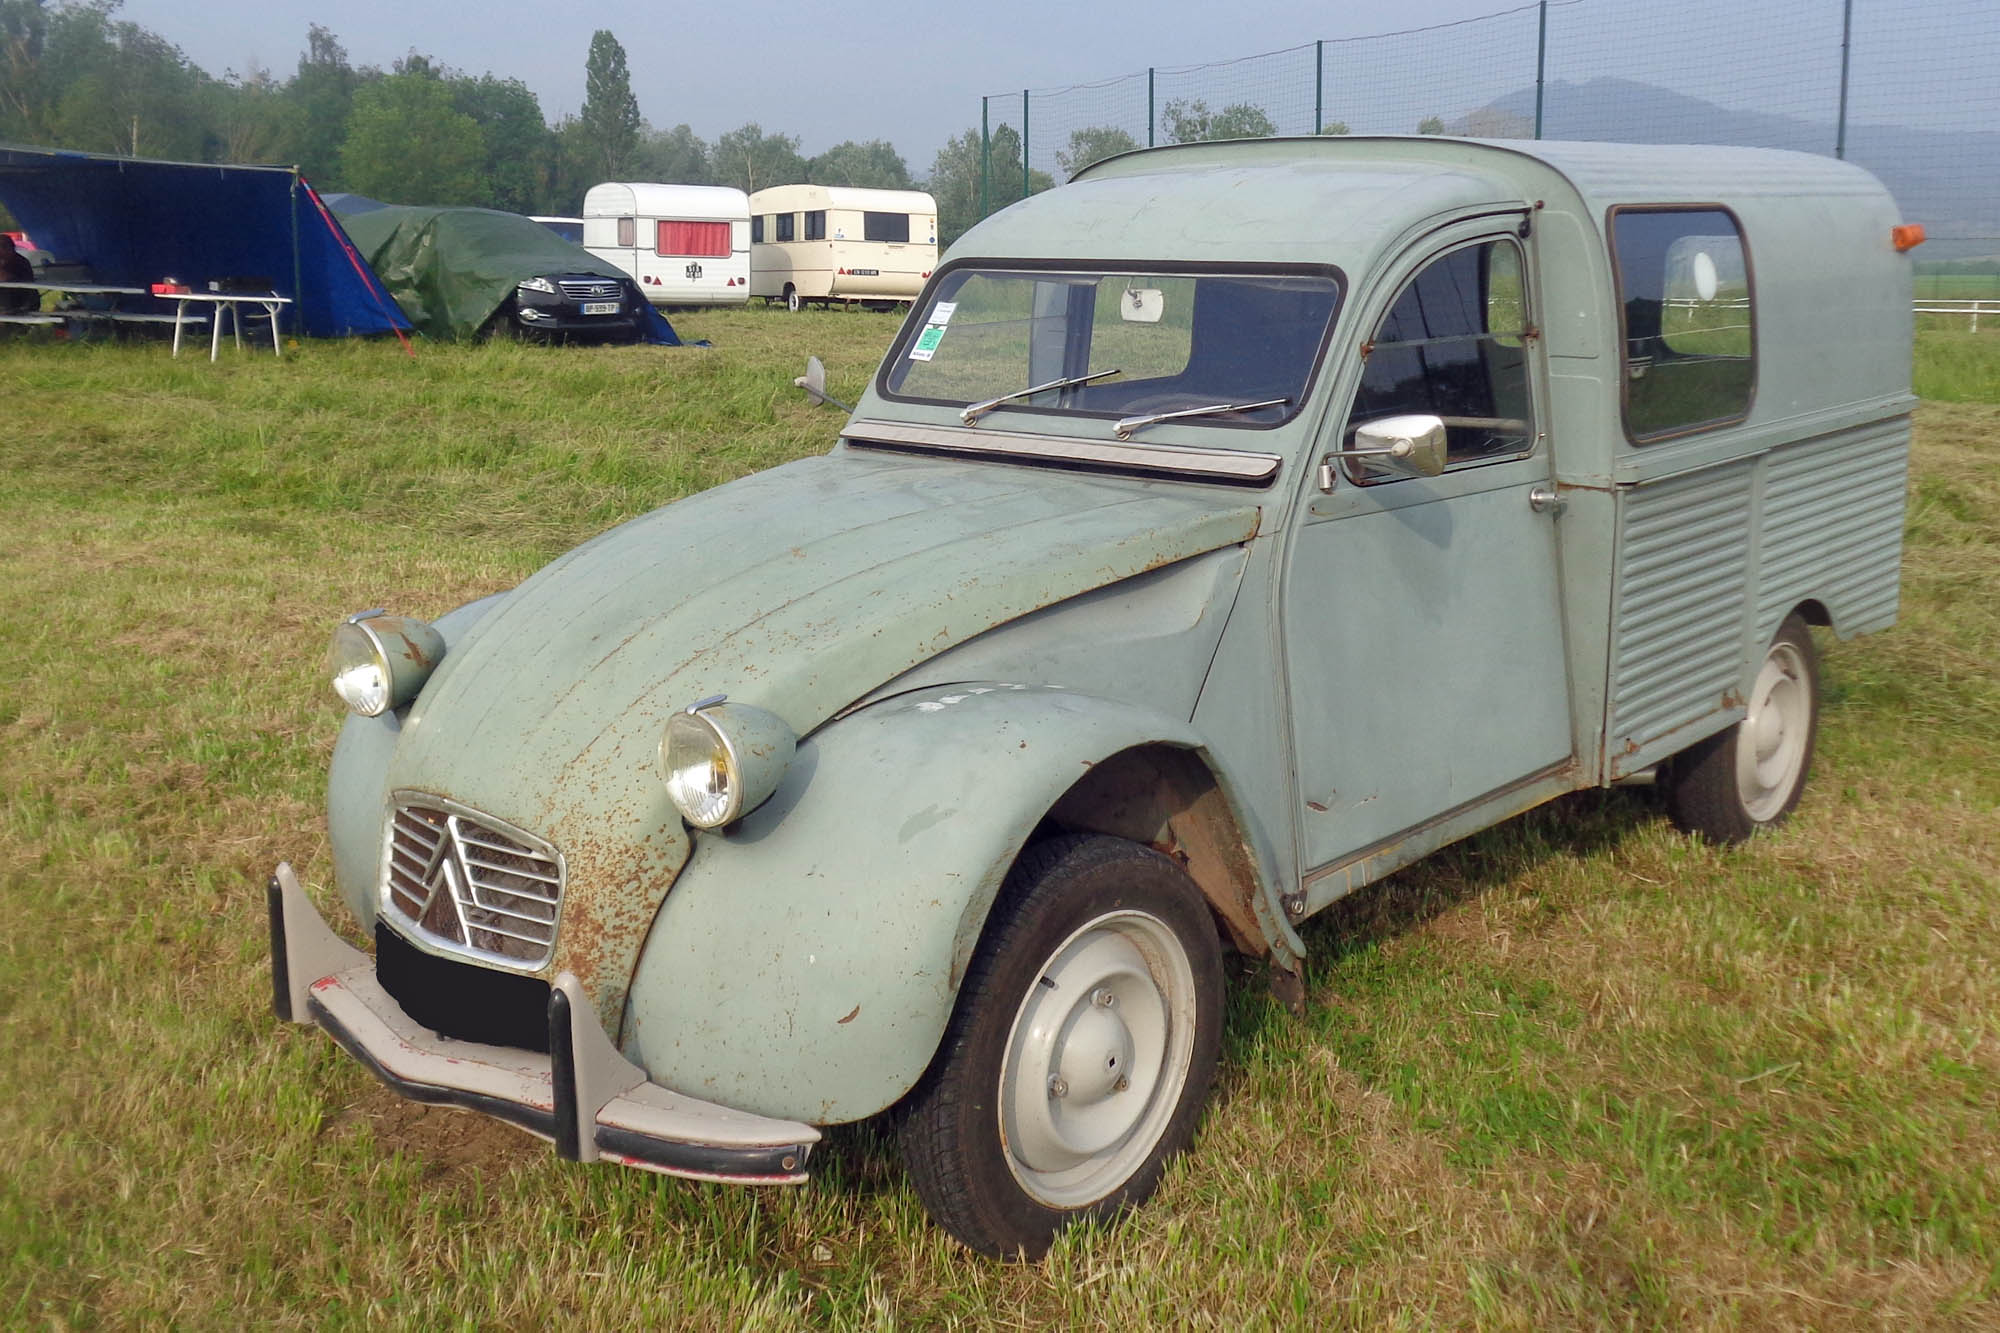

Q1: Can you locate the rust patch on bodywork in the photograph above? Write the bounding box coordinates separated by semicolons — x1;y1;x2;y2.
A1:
1047;746;1271;956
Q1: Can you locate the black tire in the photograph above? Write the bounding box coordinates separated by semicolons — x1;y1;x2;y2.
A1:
898;833;1225;1259
1666;613;1819;844
785;285;804;313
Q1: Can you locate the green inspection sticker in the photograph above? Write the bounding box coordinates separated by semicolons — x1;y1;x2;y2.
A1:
908;324;947;362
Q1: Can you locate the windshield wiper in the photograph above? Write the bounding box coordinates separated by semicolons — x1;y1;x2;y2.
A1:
1114;397;1289;439
961;368;1122;425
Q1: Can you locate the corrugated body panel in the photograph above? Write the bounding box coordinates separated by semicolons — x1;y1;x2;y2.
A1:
1610;462;1754;750
1756;419;1909;637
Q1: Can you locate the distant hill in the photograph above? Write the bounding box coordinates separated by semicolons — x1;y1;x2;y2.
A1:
1454;78;1999;259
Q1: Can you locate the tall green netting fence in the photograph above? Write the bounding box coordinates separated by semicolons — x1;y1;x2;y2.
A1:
973;0;2000;260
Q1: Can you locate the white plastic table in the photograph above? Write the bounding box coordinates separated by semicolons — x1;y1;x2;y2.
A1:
167;291;295;360
0;280;148;327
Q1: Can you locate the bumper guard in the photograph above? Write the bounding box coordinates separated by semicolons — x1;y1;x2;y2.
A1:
268;863;817;1184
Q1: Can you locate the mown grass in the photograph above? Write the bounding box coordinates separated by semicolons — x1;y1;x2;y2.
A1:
2;313;1996;1328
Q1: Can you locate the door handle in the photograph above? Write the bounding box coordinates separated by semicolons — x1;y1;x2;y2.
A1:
1528;483;1566;516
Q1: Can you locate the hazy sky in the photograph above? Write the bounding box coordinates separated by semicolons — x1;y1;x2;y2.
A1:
111;0;1530;167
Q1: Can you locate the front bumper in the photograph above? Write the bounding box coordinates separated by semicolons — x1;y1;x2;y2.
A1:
267;863;817;1184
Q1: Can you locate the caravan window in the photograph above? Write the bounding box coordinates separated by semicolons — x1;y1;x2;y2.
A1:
776;213;796;242
616;217;636;248
1611;206;1755;442
751;215;765;243
864;212;911;243
656;220;732;257
805;211;827;240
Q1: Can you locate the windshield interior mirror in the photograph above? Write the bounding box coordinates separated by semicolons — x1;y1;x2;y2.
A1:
1320;414;1448;488
1119;287;1165;323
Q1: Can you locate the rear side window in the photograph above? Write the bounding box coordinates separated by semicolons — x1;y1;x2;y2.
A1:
805;211;826;240
616;216;636;248
864;211;910;243
1612;207;1755;441
751;215;764;243
656;220;731;257
775;213;796;242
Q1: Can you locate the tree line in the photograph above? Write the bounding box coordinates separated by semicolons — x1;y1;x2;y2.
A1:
0;3;1453;245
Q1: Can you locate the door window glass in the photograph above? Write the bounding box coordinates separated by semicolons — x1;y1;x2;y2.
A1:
1348;238;1535;482
1612;208;1754;440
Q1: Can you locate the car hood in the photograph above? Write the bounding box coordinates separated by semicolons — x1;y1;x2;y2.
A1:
384;450;1261;1011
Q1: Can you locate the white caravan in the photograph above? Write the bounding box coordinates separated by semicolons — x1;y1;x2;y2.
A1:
583;182;751;307
748;185;938;310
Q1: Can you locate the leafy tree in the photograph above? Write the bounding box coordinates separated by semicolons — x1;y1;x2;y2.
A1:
1054;125;1138;177
712;122;805;194
39;4;214;159
210;62;300;165
632;123;711;185
1318;120;1350;136
286;24;362;187
1417;115;1446;135
809;139;911;189
926;124;1052;248
341;72;485;204
1161;98;1276;144
0;0;52;141
452;73;551;212
577;29;639;180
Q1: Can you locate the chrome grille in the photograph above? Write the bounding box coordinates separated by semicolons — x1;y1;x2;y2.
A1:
558;278;623;302
383;794;564;969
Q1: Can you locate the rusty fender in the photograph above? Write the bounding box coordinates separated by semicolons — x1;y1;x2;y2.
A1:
620;683;1216;1127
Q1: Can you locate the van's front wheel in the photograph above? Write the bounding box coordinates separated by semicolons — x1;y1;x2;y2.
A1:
898;834;1224;1259
1666;614;1819;843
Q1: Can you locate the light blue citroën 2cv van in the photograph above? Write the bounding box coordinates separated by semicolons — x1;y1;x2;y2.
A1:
270;137;1916;1257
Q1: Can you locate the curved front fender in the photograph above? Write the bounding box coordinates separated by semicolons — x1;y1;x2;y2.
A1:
622;684;1208;1125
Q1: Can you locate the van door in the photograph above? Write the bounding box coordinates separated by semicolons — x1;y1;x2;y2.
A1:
1283;216;1574;872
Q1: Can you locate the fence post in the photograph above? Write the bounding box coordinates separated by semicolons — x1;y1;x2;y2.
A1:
1836;0;1853;158
1022;89;1030;200
1147;68;1155;147
1314;41;1323;135
980;96;990;219
1534;0;1548;139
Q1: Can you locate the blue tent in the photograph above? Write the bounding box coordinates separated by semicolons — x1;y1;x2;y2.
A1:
0;144;409;338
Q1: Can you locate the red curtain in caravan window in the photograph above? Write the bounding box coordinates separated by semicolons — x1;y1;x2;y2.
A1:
656;220;732;257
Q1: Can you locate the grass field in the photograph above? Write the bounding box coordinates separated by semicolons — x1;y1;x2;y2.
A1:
2;312;1996;1328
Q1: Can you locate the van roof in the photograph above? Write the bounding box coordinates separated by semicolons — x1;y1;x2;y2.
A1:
963;137;1895;267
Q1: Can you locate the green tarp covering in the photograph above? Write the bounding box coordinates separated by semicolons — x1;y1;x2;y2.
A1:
330;203;678;343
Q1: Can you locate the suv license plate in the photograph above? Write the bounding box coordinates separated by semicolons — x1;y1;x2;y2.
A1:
582;301;620;315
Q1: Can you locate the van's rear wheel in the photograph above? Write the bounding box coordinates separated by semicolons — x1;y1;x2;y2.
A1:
1666;614;1819;843
785;285;803;313
898;834;1224;1259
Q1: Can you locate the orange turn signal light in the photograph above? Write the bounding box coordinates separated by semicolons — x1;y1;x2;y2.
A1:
1892;224;1926;252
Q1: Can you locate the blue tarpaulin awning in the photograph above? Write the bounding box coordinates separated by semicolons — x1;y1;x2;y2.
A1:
0;144;409;338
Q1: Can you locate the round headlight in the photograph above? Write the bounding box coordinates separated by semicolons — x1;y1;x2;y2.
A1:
661;698;796;829
328;611;446;717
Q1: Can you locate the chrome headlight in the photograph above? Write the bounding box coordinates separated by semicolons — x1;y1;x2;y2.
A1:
328;610;446;717
517;275;558;295
661;696;796;829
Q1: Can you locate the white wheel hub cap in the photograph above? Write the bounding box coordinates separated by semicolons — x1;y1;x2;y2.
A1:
999;910;1197;1208
1737;639;1810;821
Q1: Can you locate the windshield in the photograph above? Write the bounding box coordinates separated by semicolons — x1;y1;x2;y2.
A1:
882;266;1342;434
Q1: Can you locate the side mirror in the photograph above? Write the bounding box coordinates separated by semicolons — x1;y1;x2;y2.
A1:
1119;287;1164;323
1318;413;1447;489
793;355;853;413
